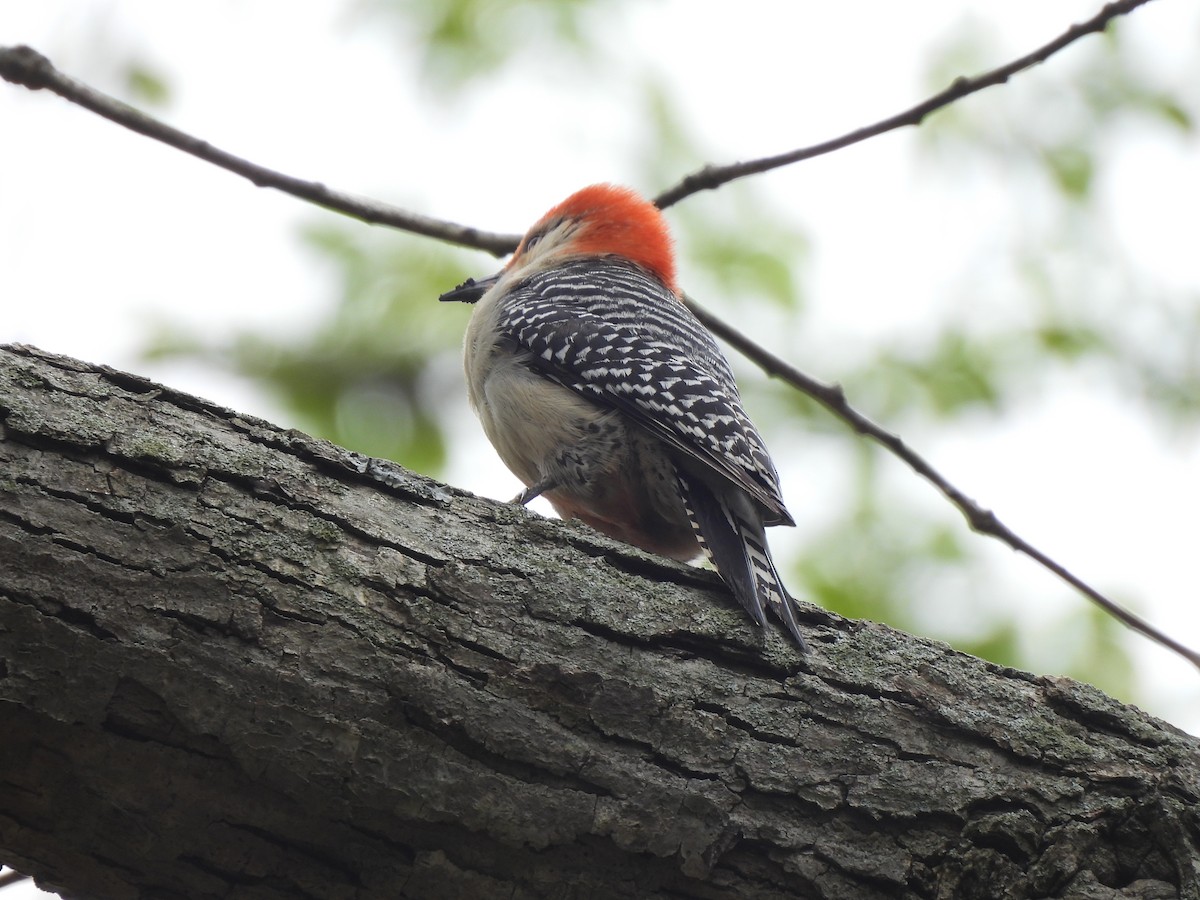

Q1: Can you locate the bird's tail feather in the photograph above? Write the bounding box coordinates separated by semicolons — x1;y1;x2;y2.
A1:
677;471;807;651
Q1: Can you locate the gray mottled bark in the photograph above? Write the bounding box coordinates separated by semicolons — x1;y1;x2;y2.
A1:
0;343;1197;900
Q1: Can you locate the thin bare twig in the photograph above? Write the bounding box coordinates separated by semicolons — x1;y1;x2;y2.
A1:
654;0;1158;209
684;298;1200;672
3;3;1195;671
0;45;521;256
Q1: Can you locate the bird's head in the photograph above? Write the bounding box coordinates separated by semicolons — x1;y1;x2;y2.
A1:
507;184;678;294
439;184;678;304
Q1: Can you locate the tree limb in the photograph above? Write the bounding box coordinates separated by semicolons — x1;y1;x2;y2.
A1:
1;343;1198;899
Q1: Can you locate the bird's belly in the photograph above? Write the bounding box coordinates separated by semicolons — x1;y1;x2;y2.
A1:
475;358;608;485
476;357;698;560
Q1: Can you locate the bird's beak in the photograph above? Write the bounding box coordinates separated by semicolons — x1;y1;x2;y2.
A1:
438;271;501;304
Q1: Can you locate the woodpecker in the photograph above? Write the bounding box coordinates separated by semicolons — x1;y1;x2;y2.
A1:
440;184;806;649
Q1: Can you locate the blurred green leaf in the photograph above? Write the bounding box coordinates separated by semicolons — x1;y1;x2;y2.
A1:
1151;97;1193;132
356;0;609;89
923;525;966;563
124;63;170;106
850;330;1003;419
145;225;476;473
959;621;1021;669
1035;604;1137;700
682;223;807;312
1035;321;1108;359
1041;145;1093;199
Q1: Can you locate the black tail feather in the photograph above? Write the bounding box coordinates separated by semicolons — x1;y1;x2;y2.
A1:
743;528;808;652
677;471;806;651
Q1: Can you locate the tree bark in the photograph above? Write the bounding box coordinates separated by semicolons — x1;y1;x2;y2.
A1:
0;343;1196;900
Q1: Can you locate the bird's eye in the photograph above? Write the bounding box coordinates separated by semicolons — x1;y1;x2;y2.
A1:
525;232;544;250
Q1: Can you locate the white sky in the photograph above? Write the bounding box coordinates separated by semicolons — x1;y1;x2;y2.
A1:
1;4;1198;890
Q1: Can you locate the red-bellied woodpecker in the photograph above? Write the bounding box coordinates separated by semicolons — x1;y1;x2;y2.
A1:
440;184;806;649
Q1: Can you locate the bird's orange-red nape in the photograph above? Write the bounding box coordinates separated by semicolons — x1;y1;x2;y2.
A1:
524;184;679;295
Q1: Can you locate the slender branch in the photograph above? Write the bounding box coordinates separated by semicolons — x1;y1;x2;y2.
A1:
684;297;1200;672
0;0;1151;244
654;0;1157;209
3;2;1195;670
0;45;521;257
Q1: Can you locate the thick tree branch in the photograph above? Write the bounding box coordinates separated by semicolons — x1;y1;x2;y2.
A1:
2;1;1193;669
1;343;1198;899
654;0;1157;207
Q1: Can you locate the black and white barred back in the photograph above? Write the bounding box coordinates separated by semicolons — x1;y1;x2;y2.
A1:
495;257;807;649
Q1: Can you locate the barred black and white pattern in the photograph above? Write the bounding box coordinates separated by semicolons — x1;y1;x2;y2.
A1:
493;257;793;528
675;469;806;649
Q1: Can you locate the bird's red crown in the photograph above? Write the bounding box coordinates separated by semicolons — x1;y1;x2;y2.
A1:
519;184;678;295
